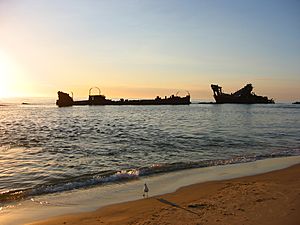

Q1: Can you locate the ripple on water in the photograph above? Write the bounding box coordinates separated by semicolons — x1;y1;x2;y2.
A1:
0;104;299;200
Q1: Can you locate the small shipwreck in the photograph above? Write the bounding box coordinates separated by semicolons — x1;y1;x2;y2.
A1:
56;87;191;107
211;84;274;104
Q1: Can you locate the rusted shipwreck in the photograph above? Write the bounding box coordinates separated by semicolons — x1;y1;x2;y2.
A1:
211;84;274;104
56;87;191;107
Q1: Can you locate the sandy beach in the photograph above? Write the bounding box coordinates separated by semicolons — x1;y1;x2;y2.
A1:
26;163;300;225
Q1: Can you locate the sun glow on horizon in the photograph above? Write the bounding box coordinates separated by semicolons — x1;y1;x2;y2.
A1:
0;53;10;98
0;50;20;98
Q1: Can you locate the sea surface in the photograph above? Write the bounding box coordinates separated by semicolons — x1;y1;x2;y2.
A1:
0;100;299;204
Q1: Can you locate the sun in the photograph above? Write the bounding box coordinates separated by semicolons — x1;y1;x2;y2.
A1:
0;62;10;98
0;51;13;98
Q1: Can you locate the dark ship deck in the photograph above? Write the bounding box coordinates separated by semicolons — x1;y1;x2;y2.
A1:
211;84;274;104
56;87;191;107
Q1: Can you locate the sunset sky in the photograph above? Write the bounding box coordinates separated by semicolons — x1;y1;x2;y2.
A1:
0;0;299;101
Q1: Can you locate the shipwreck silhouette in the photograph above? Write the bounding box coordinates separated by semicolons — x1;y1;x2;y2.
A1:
56;87;191;107
211;84;274;104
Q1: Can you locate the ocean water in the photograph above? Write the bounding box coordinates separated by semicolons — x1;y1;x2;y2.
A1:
0;102;299;204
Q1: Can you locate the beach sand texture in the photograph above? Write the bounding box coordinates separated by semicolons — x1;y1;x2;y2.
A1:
27;164;300;225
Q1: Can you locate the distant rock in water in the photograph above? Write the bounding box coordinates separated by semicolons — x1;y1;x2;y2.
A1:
211;84;274;104
292;101;300;104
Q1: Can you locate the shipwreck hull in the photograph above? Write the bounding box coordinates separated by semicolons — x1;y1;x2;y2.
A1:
211;84;274;104
56;89;191;107
214;95;273;104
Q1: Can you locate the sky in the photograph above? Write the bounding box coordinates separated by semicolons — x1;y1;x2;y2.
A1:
0;0;299;101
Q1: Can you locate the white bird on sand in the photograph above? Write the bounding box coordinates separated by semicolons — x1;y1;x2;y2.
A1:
143;183;149;198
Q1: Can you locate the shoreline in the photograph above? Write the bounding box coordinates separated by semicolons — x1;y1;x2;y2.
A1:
1;156;300;225
28;163;300;225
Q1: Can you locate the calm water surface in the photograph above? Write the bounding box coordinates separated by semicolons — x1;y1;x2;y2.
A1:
0;103;299;202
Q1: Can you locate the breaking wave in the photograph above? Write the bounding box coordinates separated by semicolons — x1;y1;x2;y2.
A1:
1;149;299;203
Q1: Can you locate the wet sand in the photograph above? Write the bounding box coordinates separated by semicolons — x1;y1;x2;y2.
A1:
27;164;300;225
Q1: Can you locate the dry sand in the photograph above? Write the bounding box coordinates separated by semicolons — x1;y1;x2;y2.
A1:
27;164;300;225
